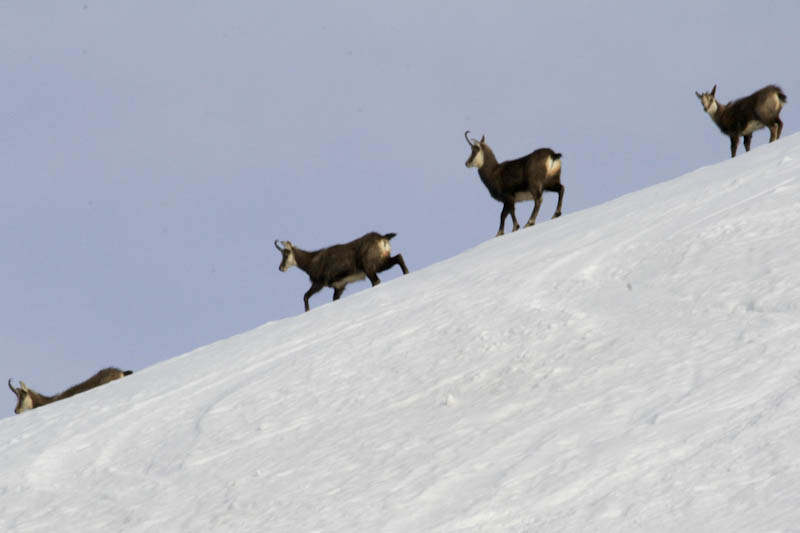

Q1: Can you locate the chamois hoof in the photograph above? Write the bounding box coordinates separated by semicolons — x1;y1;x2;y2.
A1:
552;212;562;219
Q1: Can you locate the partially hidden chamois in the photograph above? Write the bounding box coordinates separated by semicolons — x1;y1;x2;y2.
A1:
8;367;133;414
464;131;564;237
696;84;787;157
275;232;409;312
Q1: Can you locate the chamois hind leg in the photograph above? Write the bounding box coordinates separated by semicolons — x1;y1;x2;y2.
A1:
729;135;740;158
743;134;752;152
384;254;409;275
333;287;345;301
524;188;544;227
303;282;324;312
549;183;565;219
776;117;784;139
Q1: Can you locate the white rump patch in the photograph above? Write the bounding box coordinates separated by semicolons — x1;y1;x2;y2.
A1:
547;156;562;176
378;238;392;257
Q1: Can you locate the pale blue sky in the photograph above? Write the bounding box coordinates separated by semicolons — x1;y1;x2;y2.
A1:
2;1;798;414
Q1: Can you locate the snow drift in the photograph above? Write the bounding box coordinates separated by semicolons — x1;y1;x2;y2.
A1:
2;136;800;532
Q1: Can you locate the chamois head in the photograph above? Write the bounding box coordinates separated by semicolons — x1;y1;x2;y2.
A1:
696;85;718;114
275;240;297;271
464;130;486;169
8;379;33;414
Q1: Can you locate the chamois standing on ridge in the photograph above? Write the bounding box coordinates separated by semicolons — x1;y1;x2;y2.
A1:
696;84;787;158
8;367;133;414
275;232;409;312
464;131;564;237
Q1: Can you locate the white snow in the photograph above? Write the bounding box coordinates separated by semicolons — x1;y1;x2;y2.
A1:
2;137;800;532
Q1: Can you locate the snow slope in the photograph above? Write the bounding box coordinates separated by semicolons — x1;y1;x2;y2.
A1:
2;136;800;532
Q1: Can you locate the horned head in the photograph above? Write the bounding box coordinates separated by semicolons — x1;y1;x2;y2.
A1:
695;85;717;114
8;378;32;414
464;130;486;169
274;240;297;272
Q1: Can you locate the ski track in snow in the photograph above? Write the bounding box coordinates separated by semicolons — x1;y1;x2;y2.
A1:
1;138;800;531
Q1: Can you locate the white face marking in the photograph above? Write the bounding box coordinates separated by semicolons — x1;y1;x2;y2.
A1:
15;394;33;414
699;94;717;115
279;249;297;271
466;148;484;168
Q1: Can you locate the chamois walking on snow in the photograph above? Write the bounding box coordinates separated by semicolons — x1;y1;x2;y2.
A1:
275;232;409;312
8;367;133;414
464;131;564;237
696;84;787;158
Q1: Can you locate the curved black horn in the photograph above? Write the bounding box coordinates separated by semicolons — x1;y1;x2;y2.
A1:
274;239;284;252
8;378;17;395
464;130;474;146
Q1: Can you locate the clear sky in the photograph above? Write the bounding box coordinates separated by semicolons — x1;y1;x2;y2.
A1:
2;1;798;411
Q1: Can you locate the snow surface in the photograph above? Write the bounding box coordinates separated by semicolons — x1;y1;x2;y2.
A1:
2;136;800;532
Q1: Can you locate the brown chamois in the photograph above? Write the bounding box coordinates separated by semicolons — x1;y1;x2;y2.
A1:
696;84;787;158
275;232;409;312
464;131;564;237
8;367;133;414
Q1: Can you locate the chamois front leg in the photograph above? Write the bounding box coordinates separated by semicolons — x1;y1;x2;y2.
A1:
497;202;511;237
729;135;740;158
332;287;345;301
303;282;324;312
743;134;752;152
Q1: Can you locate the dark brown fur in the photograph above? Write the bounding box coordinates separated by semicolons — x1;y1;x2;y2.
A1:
696;84;787;157
275;232;409;312
464;131;564;236
8;367;133;414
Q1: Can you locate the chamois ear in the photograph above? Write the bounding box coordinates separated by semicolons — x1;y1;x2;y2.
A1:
711;85;716;96
282;241;293;250
480;135;485;144
19;381;29;393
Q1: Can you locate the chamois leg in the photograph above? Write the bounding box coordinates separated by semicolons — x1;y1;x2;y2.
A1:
365;271;381;286
524;191;543;227
497;202;512;236
303;282;324;312
743;134;752;152
386;254;409;275
776;117;784;139
551;183;565;219
729;135;740;158
333;287;345;301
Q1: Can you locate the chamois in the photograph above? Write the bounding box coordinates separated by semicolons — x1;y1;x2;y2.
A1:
275;232;409;312
464;131;564;237
696;84;787;158
8;367;133;414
